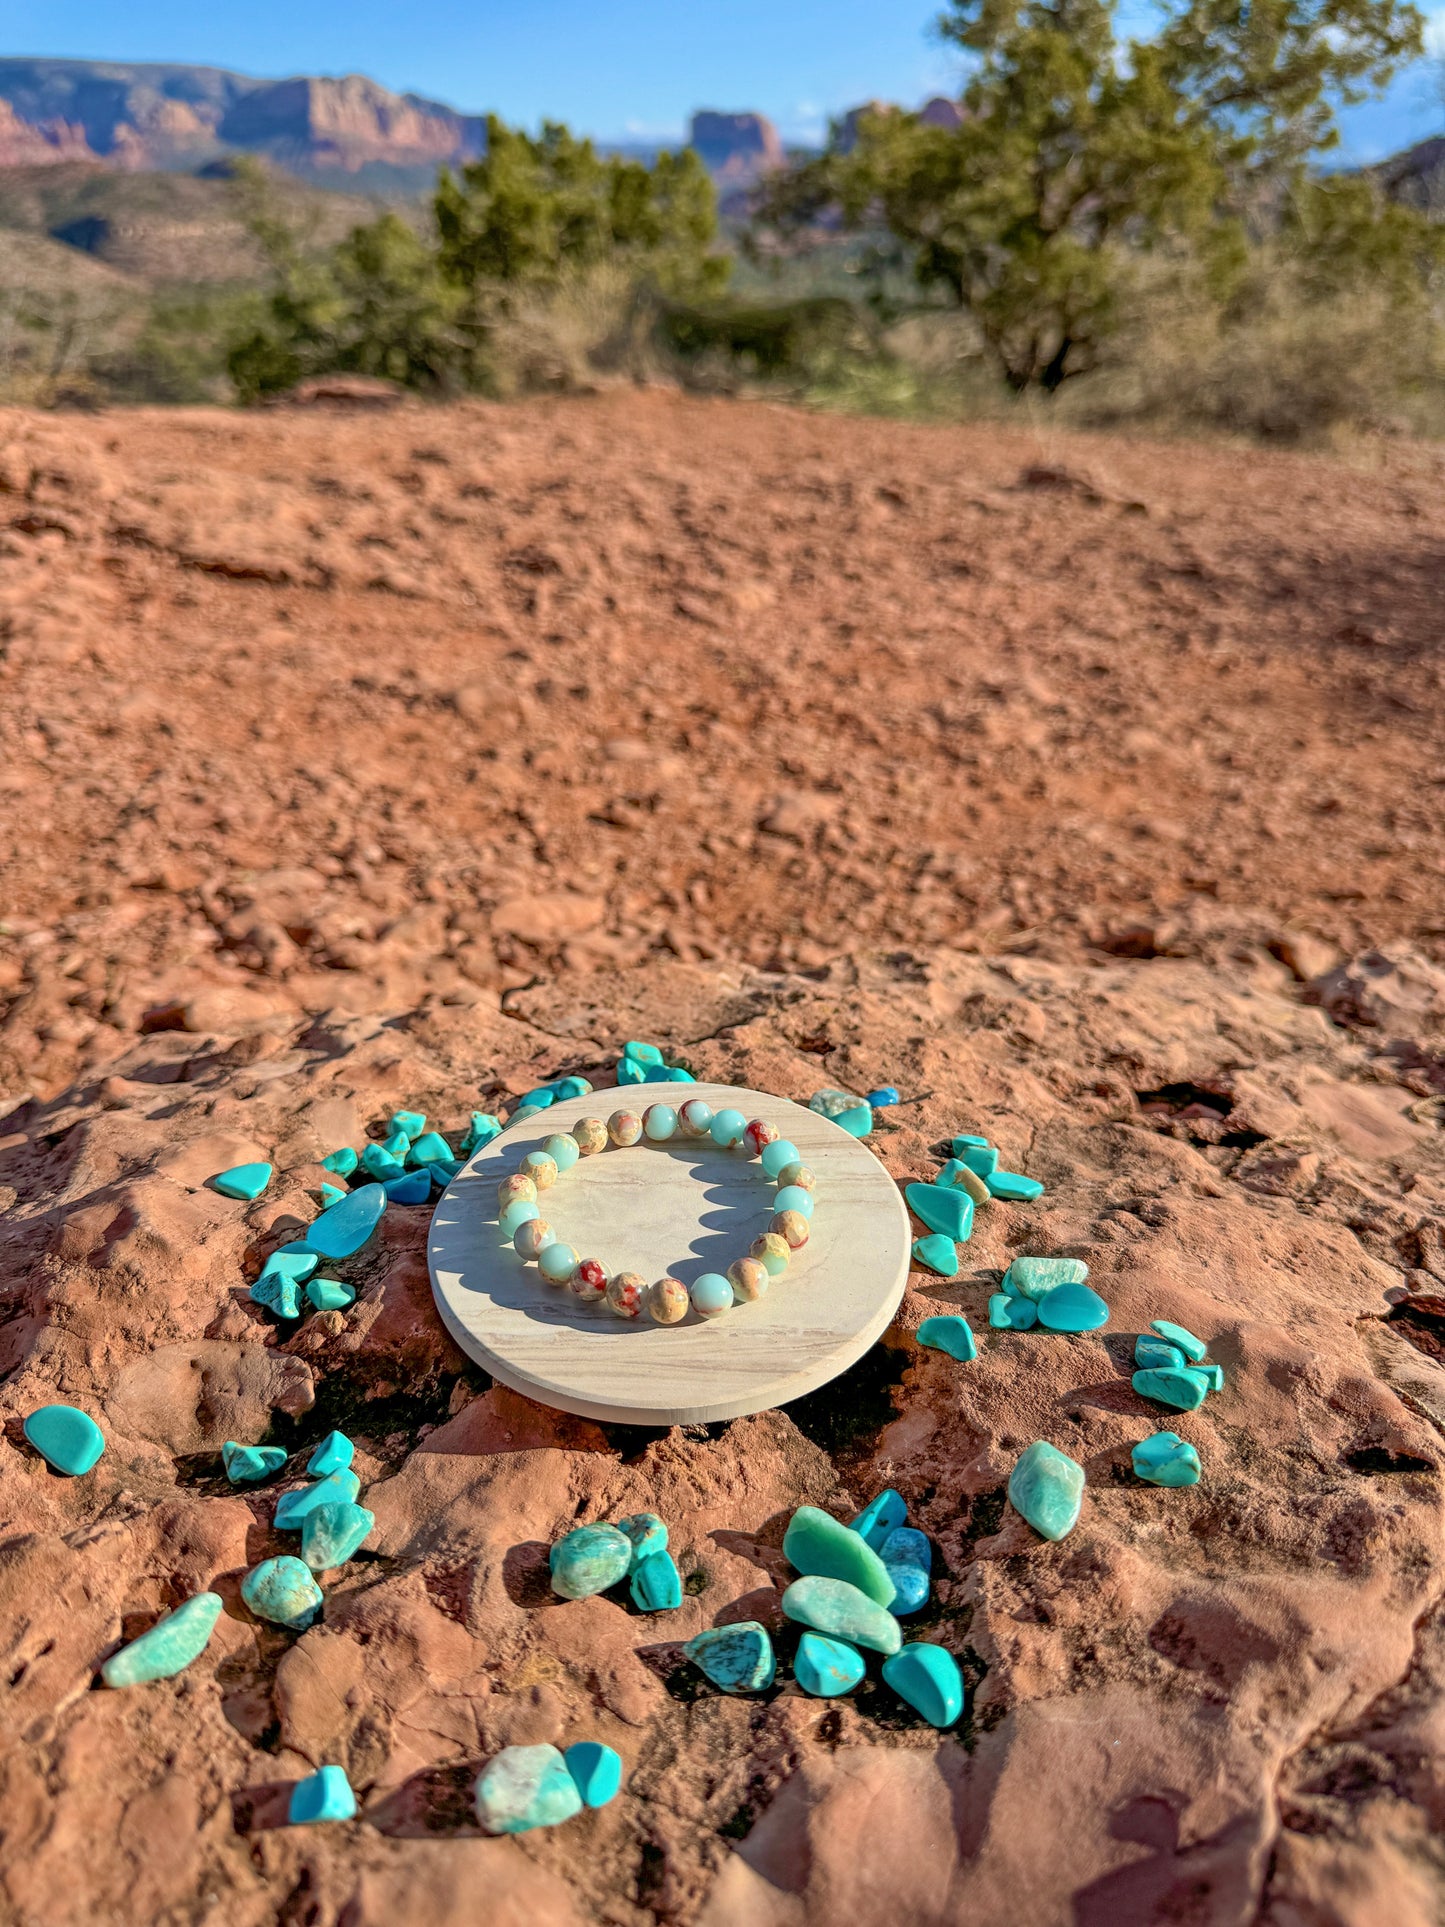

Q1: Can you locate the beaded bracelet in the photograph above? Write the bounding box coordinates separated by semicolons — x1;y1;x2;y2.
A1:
496;1099;818;1325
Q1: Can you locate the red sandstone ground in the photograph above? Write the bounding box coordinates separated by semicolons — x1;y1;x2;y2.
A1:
1;393;1445;1925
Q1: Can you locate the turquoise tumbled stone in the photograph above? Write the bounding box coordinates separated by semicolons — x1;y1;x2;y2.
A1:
211;1161;273;1201
241;1556;323;1629
1132;1431;1202;1487
289;1764;356;1825
986;1170;1045;1201
460;1112;502;1153
305;1183;386;1259
406;1131;454;1168
710;1108;746;1147
836;1104;873;1137
306;1276;356;1312
1133;1366;1211;1411
760;1138;800;1178
543;1132;581;1173
808;1089;860;1119
222;1441;287;1483
1037;1282;1109;1333
879;1526;931;1575
644;1104;679;1141
551;1524;632;1599
519;1086;557;1110
866;1087;900;1107
643;1062;681;1082
989;1293;1038;1330
784;1505;897;1606
958;1144;998;1176
251;1247;317;1319
101;1592;223;1687
781;1576;902;1653
320;1147;358;1176
430;1159;462;1189
307;1430;354;1477
952;1133;990;1151
360;1143;405;1181
499;1198;540;1239
317;1182;346;1208
774;1185;815;1219
380;1129;411;1160
616;1057;647;1085
617;1512;668;1568
912;1234;958;1278
510;1104;545;1124
274;1469;361;1529
881;1642;963;1728
476;1744;582;1834
1008;1441;1085;1541
1003;1255;1088;1300
880;1526;931;1615
905;1183;973;1243
23;1403;105;1475
630;1549;683;1611
1199;1361;1225;1392
917;1314;977;1361
384;1169;431;1204
564;1741;623;1808
850;1489;906;1552
301;1501;375;1571
883;1563;929;1614
391;1110;426;1138
794;1632;866;1697
1151;1319;1207;1362
1135;1334;1186;1371
624;1041;665;1065
684;1622;776;1693
551;1075;593;1100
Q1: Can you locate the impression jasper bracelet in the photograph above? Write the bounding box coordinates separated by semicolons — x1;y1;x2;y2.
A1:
496;1099;818;1324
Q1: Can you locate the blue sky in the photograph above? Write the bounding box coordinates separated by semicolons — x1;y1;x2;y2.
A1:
6;0;1438;158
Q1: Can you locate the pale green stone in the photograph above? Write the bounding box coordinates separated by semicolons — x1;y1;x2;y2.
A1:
684;1621;775;1692
1008;1440;1085;1541
1003;1255;1088;1300
476;1744;583;1834
550;1524;631;1599
301;1502;375;1571
241;1556;323;1629
781;1575;902;1654
783;1505;897;1606
101;1593;223;1687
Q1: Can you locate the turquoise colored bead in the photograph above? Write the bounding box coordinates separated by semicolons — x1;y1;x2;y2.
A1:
916;1314;976;1361
643;1104;678;1141
406;1131;454;1168
538;1242;579;1284
617;1512;668;1566
1036;1282;1109;1333
307;1430;353;1477
305;1183;386;1258
958;1144;998;1176
986;1170;1045;1200
630;1549;683;1611
522;1150;559;1186
850;1488;906;1552
773;1184;814;1219
223;1441;288;1483
710;1108;747;1147
1003;1255;1088;1300
289;1764;356;1824
361;1143;404;1180
274;1469;361;1529
794;1632;866;1697
101;1592;223;1687
624;1040;664;1065
317;1182;346;1208
690;1273;734;1318
384;1169;431;1205
301;1501;376;1570
23;1403;105;1475
684;1622;775;1693
1133;1366;1211;1412
564;1741;623;1808
912;1234;958;1278
760;1138;800;1178
305;1276;355;1312
1132;1431;1202;1486
678;1099;714;1136
543;1132;580;1173
476;1744;582;1834
866;1086;899;1106
210;1160;273;1201
905;1182;973;1243
391;1110;426;1138
241;1556;323;1629
784;1505;897;1606
519;1086;557;1109
460;1112;502;1153
990;1293;1038;1329
781;1576;902;1654
1008;1441;1085;1541
1135;1334;1186;1370
881;1642;963;1728
551;1524;632;1599
499;1198;539;1239
320;1147;358;1176
616;1057;647;1085
1151;1319;1208;1363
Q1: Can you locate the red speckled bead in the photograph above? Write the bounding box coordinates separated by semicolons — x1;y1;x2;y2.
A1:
743;1118;778;1158
605;1271;646;1319
571;1258;608;1301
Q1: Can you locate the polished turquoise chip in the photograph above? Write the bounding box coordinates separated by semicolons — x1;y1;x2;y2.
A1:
1133;1366;1211;1411
794;1632;865;1697
1151;1319;1208;1362
911;1233;958;1277
905;1182;973;1242
23;1403;105;1476
1008;1441;1084;1541
211;1161;273;1201
989;1292;1038;1329
320;1146;358;1176
881;1642;963;1727
1132;1431;1202;1486
563;1741;623;1808
916;1314;976;1361
986;1170;1045;1200
288;1764;356;1824
101;1592;223;1688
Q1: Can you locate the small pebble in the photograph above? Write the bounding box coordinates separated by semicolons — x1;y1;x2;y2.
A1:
1132;1431;1202;1487
606;1271;645;1318
951;1132;991;1153
989;1293;1038;1330
550;1075;593;1100
624;1040;665;1065
937;1159;990;1204
383;1169;431;1205
684;1622;776;1693
223;1441;288;1483
1198;1361;1225;1392
911;1234;958;1278
274;1469;362;1529
1134;1334;1186;1371
550;1523;632;1599
616;1057;647;1085
250;1248;317;1319
781;1576;902;1654
1132;1365;1212;1412
539;1242;580;1285
808;1089;860;1119
728;1257;770;1301
1036;1282;1110;1333
690;1272;734;1318
794;1631;866;1697
563;1741;623;1809
241;1556;324;1629
306;1276;355;1312
750;1232;792;1275
390;1110;426;1138
317;1181;345;1208
101;1593;223;1688
23;1403;105;1476
916;1314;976;1361
519;1086;556;1110
986;1170;1045;1201
957;1144;998;1176
760;1138;800;1178
865;1087;899;1107
850;1489;906;1551
1151;1319;1208;1363
320;1147;358;1176
608;1110;643;1147
509;1104;545;1125
642;1104;678;1142
630;1548;683;1610
210;1161;273;1201
379;1129;411;1160
571;1117;607;1156
305;1183;387;1260
476;1744;582;1834
289;1765;357;1825
360;1143;404;1181
648;1275;690;1323
301;1501;376;1571
881;1642;963;1727
514;1217;554;1260
880;1527;931;1615
710;1108;747;1148
616;1512;668;1566
306;1430;353;1478
1008;1441;1085;1541
460;1112;502;1153
774;1184;815;1219
905;1182;973;1243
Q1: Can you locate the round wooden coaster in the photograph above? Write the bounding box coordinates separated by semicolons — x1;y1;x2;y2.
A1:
428;1083;910;1425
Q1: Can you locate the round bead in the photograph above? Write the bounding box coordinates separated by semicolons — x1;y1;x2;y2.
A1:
538;1242;579;1285
499;1198;540;1240
751;1231;792;1276
710;1108;747;1148
498;1172;537;1211
643;1104;678;1142
760;1138;800;1179
544;1133;580;1174
571;1257;608;1300
514;1217;555;1260
606;1271;646;1319
522;1150;558;1191
743;1118;777;1158
678;1098;715;1138
690;1272;735;1318
572;1117;608;1157
777;1161;816;1192
774;1184;815;1219
647;1276;690;1324
771;1209;810;1250
728;1257;770;1302
608;1110;643;1148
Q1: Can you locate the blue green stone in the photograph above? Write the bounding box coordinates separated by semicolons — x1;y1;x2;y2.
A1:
990;1293;1038;1330
793;1632;866;1697
880;1526;932;1615
360;1143;405;1181
305;1184;386;1259
306;1430;353;1477
551;1075;593;1101
320;1147;358;1176
274;1469;361;1529
912;1234;958;1278
510;1103;546;1124
784;1505;897;1605
616;1057;647;1085
380;1128;411;1160
499;1198;539;1239
1198;1361;1225;1392
211;1161;273;1201
306;1276;356;1312
23;1403;105;1475
684;1622;776;1693
251;1246;318;1319
624;1041;664;1065
986;1170;1045;1201
476;1745;582;1833
430;1159;462;1189
519;1086;556;1110
406;1131;454;1168
550;1524;632;1599
645;1062;694;1083
391;1109;426;1136
301;1501;375;1570
101;1592;223;1687
241;1556;323;1629
1008;1441;1085;1541
916;1314;977;1361
1135;1334;1186;1371
1132;1366;1211;1412
630;1549;683;1611
1132;1432;1202;1487
563;1741;623;1808
958;1144;998;1176
866;1087;900;1106
709;1108;746;1147
781;1576;902;1654
881;1642;964;1728
774;1184;815;1218
951;1133;991;1151
222;1441;287;1483
761;1139;801;1178
808;1089;862;1119
617;1512;668;1568
1036;1282;1110;1333
1151;1319;1207;1363
905;1182;974;1243
834;1104;873;1138
289;1765;356;1824
1003;1255;1088;1300
880;1560;927;1614
460;1112;502;1153
317;1182;346;1208
384;1169;430;1204
850;1489;906;1552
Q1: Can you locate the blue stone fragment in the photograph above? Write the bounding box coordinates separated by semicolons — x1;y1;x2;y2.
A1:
986;1170;1045;1201
1198;1361;1225;1392
429;1159;463;1189
564;1740;623;1808
951;1133;991;1152
905;1183;973;1243
793;1632;866;1697
911;1234;958;1278
917;1314;976;1361
616;1512;668;1569
222;1441;288;1483
519;1086;557;1110
288;1764;356;1824
301;1502;376;1571
304;1184;386;1259
551;1075;593;1101
883;1562;930;1614
630;1550;683;1611
989;1293;1038;1330
274;1469;361;1529
881;1642;964;1727
305;1276;355;1312
101;1592;223;1687
850;1488;906;1552
383;1168;431;1205
1135;1334;1186;1371
1008;1441;1085;1541
959;1144;999;1176
23;1403;105;1475
1132;1366;1211;1412
250;1247;318;1320
211;1161;273;1201
1003;1256;1088;1300
1151;1319;1208;1363
317;1182;346;1208
460;1112;502;1153
866;1087;900;1107
550;1524;632;1599
834;1104;873;1138
390;1110;426;1138
616;1056;647;1085
684;1622;776;1693
624;1040;664;1065
879;1526;931;1574
880;1527;932;1615
476;1745;582;1833
1132;1431;1202;1487
320;1147;358;1176
1036;1282;1110;1333
307;1430;354;1477
380;1129;411;1160
406;1131;454;1168
360;1143;405;1181
241;1556;323;1629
